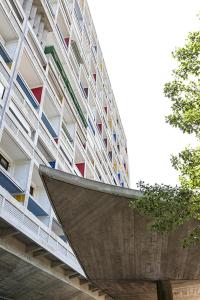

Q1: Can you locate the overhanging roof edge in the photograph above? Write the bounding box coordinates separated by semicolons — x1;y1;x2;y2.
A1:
39;165;142;200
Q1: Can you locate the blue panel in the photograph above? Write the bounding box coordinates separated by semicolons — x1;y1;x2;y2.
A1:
16;74;39;109
118;173;121;181
113;133;117;142
88;117;95;135
28;196;48;216
0;43;12;64
49;161;56;168
59;235;68;242
42;113;58;139
0;170;23;194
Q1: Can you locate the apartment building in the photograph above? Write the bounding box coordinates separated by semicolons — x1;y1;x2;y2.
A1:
0;0;129;298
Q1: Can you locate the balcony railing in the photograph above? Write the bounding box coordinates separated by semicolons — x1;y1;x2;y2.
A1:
0;42;12;64
16;74;39;109
28;195;49;217
0;167;24;195
88;117;95;136
41;112;58;139
0;186;85;276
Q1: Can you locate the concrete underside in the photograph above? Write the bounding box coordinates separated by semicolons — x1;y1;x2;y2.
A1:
40;166;200;300
0;246;95;300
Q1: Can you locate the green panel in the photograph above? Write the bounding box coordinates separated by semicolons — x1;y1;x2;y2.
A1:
44;46;88;128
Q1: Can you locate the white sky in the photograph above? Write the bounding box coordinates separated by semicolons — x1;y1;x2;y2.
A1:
87;0;200;188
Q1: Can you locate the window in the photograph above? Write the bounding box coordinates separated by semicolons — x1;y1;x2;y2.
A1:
0;154;9;171
30;186;34;196
0;82;5;99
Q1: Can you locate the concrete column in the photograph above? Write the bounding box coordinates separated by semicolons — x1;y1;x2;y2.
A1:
157;281;173;300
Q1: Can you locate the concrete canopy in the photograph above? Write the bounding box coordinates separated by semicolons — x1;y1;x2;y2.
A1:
40;166;200;300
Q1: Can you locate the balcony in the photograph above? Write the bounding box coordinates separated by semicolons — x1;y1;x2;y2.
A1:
88;117;95;136
0;186;85;276
0;167;24;195
0;42;12;64
16;74;39;109
27;195;49;217
44;45;88;128
80;82;88;99
0;5;19;65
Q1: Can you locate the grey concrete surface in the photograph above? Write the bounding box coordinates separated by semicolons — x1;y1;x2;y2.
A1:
40;165;200;300
0;247;96;300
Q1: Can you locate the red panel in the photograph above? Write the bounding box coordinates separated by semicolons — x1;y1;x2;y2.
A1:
31;87;43;103
64;37;70;48
104;138;107;147
93;74;96;82
84;87;88;98
104;106;108;114
76;163;85;177
97;123;102;133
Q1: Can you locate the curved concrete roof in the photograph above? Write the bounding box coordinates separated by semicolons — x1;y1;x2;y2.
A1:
40;166;200;300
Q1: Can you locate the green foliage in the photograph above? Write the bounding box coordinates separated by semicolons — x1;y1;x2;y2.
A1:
129;29;200;247
130;182;200;247
171;147;200;189
164;31;200;135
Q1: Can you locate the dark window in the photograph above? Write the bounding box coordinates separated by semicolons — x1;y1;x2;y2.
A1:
0;82;5;99
30;186;34;196
0;154;9;171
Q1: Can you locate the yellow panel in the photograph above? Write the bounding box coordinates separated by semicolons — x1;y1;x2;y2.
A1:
15;194;25;203
7;63;12;69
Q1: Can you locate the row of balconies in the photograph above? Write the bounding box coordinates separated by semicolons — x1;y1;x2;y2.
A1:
2;0;128;158
42;0;127;147
0;185;85;275
0;0;129;184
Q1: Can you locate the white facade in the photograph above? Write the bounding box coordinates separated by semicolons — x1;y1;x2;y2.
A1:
0;0;129;297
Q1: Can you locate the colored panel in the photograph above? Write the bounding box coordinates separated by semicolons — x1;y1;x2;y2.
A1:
0;170;23;194
97;123;102;133
41;112;58;139
49;161;56;168
88;118;95;135
15;194;25;202
76;163;85;177
31;87;43;103
84;87;88;98
28;196;48;216
103;138;107;147
0;42;12;64
64;37;70;48
16;74;39;109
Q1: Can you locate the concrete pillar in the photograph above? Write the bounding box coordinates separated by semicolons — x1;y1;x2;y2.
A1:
29;5;37;26
33;14;41;35
157;281;173;300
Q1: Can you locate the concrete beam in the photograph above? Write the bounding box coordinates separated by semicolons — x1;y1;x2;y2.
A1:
33;249;48;257
51;261;65;268
0;228;19;238
25;244;43;253
157;281;173;300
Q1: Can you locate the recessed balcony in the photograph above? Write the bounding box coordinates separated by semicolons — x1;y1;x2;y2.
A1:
0;6;19;66
0;130;31;202
17;50;43;109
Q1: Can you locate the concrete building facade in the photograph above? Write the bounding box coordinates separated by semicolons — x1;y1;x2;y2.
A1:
0;0;129;298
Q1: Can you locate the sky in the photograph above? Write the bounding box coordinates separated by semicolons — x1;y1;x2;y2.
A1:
87;0;200;188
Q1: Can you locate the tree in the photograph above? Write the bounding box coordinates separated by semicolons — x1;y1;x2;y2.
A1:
130;30;200;247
